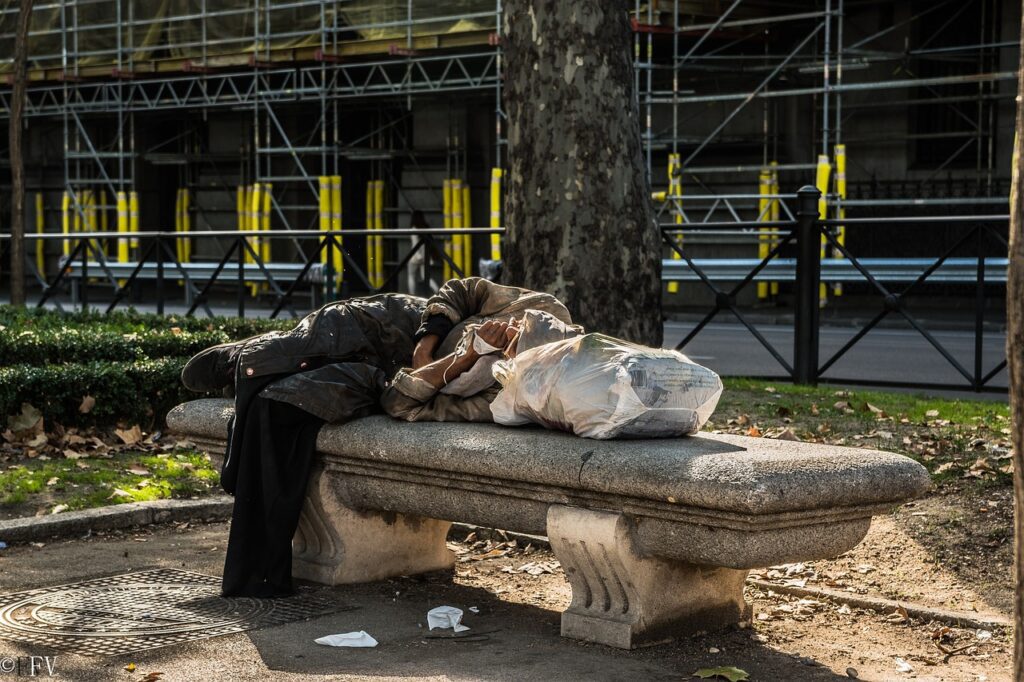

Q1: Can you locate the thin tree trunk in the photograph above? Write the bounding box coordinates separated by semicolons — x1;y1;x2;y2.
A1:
1009;5;1024;678
501;1;662;346
8;0;33;307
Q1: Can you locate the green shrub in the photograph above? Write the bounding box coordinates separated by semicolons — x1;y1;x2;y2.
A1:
0;358;196;429
0;327;234;365
0;305;294;338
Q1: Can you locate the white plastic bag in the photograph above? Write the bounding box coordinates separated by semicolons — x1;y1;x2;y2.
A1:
489;333;722;439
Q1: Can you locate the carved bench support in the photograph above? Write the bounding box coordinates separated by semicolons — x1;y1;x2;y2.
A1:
548;505;751;649
292;465;454;584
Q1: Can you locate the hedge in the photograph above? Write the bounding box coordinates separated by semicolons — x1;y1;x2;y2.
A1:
0;327;236;366
0;306;294;338
0;358;196;429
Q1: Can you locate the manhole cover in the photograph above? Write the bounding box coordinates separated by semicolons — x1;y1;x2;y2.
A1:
0;568;344;656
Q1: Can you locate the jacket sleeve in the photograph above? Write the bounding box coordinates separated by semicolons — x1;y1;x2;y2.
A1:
381;368;497;423
419;277;498;326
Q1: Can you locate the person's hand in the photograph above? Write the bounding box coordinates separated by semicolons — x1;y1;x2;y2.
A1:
476;319;511;350
412;334;440;369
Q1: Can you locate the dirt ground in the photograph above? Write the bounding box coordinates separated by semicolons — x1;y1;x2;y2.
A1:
0;505;1011;682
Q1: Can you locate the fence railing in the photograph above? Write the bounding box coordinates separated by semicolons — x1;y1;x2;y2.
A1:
0;190;1009;392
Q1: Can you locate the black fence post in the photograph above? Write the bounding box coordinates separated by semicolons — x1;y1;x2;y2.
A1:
794;185;822;385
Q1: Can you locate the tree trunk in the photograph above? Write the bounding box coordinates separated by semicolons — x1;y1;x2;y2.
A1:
501;1;662;346
8;0;33;307
1009;7;1024;679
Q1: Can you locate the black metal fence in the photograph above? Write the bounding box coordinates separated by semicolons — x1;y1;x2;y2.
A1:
0;188;1009;392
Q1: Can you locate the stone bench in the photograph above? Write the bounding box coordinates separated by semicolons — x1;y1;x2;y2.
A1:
168;398;930;649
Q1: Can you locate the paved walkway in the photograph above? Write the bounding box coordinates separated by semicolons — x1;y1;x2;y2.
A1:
0;521;865;681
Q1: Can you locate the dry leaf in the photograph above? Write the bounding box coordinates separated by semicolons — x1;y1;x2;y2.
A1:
46;477;59;486
78;395;96;414
746;426;762;438
51;504;68;514
25;433;48;448
115;425;143;446
8;403;43;434
925;409;940;418
833;401;852;411
774;428;800;442
735;414;750;426
170;326;182;336
810;403;820;416
127;466;151;476
63;449;89;460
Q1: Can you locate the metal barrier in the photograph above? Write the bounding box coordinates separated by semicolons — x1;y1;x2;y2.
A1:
660;186;1007;392
0;194;1009;392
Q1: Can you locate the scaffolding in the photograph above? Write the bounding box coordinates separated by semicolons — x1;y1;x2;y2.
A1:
0;0;1017;300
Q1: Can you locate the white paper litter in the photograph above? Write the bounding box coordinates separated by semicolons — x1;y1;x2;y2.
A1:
314;631;379;648
427;606;470;632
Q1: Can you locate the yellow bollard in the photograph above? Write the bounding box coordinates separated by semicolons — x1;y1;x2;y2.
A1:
129;191;139;254
365;180;374;288
442;178;453;281
769;161;780;296
181;188;192;264
83;190;95;256
451;179;464;278
318;176;330;269
261;183;272;264
116;191;129;263
247;183;261;265
833;144;847;297
489;168;502;260
236;186;245;232
667;153;683;295
374;179;385;288
461;181;472;276
330;175;344;283
34;192;44;276
61;191;72;257
757;169;772;300
814;154;831;305
98;189;109;257
247;184;261;295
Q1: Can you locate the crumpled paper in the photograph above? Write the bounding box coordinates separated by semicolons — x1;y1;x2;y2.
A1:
314;631;379;648
427;606;470;632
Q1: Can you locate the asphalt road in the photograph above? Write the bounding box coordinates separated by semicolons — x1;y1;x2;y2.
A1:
665;320;1008;395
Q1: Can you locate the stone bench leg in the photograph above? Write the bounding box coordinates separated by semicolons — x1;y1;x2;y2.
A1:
547;505;751;649
292;466;454;585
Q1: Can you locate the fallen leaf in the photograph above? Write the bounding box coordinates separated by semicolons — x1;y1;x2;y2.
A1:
108;488;134;500
833;401;852;411
894;657;914;673
78;395;96;415
746;426;762;438
123;663;136;673
46;477;59;486
925;409;940;418
764;386;776;393
51;504;68;515
25;433;47;448
810;403;820;416
693;667;749;682
63;449;89;460
774;428;800;442
862;402;883;414
141;673;163;682
933;462;956;475
127;466;151;476
115;425;143;446
8;403;43;434
735;414;750;426
170;326;182;336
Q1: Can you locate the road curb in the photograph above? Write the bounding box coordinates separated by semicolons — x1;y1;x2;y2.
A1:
0;496;233;544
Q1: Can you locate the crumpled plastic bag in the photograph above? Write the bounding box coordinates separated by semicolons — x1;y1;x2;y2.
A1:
427;605;470;632
314;631;379;647
490;333;722;439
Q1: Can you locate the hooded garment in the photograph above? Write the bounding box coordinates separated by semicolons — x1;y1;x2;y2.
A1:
205;279;569;597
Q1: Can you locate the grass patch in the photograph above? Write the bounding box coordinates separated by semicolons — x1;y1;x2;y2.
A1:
0;450;219;518
711;378;1012;487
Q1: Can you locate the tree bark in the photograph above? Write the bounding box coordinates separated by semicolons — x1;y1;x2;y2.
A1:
1009;7;1024;680
501;1;662;346
8;0;33;307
